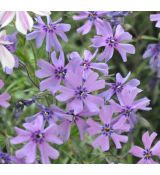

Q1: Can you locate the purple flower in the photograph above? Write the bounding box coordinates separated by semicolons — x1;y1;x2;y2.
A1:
58;109;94;141
0;151;12;164
107;11;130;18
91;22;135;62
101;72;140;101
35;51;68;94
68;49;108;79
150;14;160;28
110;87;151;127
129;131;160;164
10;115;63;164
56;68;105;114
143;43;160;77
87;105;129;151
26;104;70;125
0;79;10;108
73;11;107;35
106;11;131;27
27;16;71;52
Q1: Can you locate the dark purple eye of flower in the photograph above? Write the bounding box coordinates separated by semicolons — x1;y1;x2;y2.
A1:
31;130;45;144
112;82;123;93
54;67;67;79
0;152;11;164
143;149;152;160
81;60;91;70
88;12;98;21
41;109;53;121
121;106;133;117
106;37;118;47
42;24;57;33
101;124;114;136
75;86;88;100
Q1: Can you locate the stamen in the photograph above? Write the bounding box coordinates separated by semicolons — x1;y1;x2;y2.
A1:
101;124;114;136
54;67;67;79
31;130;45;144
143;149;152;160
112;82;123;93
75;86;88;100
106;37;118;47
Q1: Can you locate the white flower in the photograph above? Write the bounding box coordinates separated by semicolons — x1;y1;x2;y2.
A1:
0;11;50;35
0;30;15;70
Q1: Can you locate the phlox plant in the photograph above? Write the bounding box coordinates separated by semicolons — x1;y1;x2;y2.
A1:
0;11;160;164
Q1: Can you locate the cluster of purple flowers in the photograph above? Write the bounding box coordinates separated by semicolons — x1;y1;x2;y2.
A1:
0;11;160;164
143;13;160;77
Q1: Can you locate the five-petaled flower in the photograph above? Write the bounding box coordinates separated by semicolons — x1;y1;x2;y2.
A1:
27;16;71;52
56;67;105;114
87;105;129;151
68;49;108;79
73;11;107;35
110;87;151;128
129;131;160;164
91;21;135;62
36;51;68;94
10;115;63;164
101;72;140;101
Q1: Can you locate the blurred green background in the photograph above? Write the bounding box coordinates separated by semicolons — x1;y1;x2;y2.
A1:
0;11;160;164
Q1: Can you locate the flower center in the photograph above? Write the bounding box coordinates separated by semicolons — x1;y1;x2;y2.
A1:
101;124;114;136
112;82;123;93
41;109;53;121
81;60;91;70
54;67;67;79
88;12;97;21
106;37;118;47
75;86;88;100
42;24;57;33
143;149;152;160
31;130;45;144
121;106;133;117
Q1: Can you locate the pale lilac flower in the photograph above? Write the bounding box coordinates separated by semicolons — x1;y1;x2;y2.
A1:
36;51;68;94
143;43;160;77
27;16;71;52
68;49;108;79
0;11;50;34
129;131;160;164
0;79;10;108
11;115;63;164
150;14;160;28
56;68;105;114
0;30;15;70
91;22;135;62
58;109;93;141
101;72;140;101
73;11;107;35
110;87;151;127
87;105;129;151
25;104;70;125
